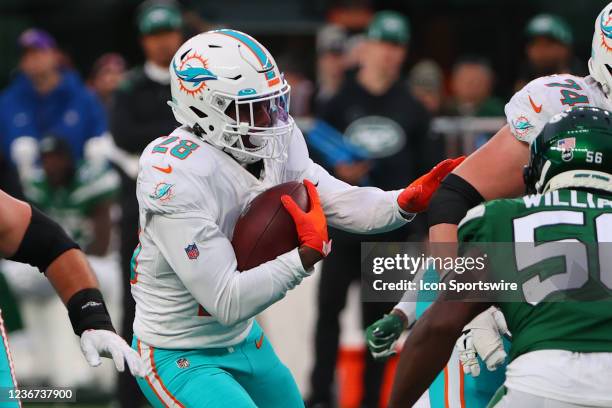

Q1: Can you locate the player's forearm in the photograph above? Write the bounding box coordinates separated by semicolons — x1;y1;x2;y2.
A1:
190;248;311;326
429;223;458;243
391;265;429;327
153;215;313;326
306;162;408;234
222;249;310;325
323;187;407;234
452;125;528;201
46;249;99;304
389;306;464;407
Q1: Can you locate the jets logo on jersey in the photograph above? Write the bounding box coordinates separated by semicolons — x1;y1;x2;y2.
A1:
600;13;612;52
185;243;200;260
558;137;576;162
173;50;218;96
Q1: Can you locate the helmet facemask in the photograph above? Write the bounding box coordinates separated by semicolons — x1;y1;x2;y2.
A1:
213;84;293;164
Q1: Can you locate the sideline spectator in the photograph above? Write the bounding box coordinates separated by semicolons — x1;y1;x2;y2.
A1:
307;11;430;408
0;28;106;162
344;33;366;71
515;14;585;91
88;53;127;111
443;56;504;117
408;59;444;115
22;136;119;256
407;59;447;168
313;25;348;115
108;1;182;407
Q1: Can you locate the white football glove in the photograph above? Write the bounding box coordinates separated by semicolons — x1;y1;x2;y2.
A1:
456;306;510;377
80;330;146;378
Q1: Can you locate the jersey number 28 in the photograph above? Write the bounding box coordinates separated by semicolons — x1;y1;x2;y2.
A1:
153;136;200;160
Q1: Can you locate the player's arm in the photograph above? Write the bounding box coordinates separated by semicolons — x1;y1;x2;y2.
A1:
388;300;489;407
428;125;528;242
0;189;99;302
305;157;464;234
151;215;316;326
366;127;526;358
150;181;328;326
0;190;145;377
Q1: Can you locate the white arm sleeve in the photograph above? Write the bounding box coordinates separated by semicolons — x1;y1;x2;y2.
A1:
304;162;411;234
149;212;312;326
392;266;428;328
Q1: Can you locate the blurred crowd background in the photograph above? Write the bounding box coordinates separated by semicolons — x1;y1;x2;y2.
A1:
0;0;608;407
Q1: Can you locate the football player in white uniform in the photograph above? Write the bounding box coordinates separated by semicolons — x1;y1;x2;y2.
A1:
131;29;462;408
366;2;612;407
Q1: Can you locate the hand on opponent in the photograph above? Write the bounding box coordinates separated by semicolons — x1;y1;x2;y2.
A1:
397;156;466;214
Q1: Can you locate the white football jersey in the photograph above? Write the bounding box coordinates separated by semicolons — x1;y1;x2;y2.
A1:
132;124;408;349
505;74;612;144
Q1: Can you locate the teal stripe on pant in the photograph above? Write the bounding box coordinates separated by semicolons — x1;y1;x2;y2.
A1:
133;321;304;407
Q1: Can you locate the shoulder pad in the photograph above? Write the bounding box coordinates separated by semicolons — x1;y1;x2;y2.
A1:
505;74;591;144
137;128;220;217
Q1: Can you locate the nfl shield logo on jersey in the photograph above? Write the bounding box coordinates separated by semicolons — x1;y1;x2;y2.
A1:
184;243;200;260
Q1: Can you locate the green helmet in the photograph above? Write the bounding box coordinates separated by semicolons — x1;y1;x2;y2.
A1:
523;106;612;194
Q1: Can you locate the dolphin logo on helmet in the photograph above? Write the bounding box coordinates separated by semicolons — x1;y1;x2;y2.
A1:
172;60;218;85
172;51;218;96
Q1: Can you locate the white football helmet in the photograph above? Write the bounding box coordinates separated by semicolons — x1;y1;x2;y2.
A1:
168;29;292;163
589;2;612;97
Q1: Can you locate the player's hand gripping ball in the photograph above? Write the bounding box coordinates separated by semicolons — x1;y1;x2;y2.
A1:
397;156;466;214
232;181;311;271
281;179;331;257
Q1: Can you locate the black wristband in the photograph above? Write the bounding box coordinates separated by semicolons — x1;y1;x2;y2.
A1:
66;288;115;336
9;205;80;272
427;173;484;227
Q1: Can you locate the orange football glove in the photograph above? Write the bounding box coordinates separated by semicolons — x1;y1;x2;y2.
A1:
397;156;466;214
281;179;332;257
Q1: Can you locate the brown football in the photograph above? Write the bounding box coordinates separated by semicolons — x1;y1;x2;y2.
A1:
232;181;310;271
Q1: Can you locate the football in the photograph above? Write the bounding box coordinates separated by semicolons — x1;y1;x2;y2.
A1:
232;181;310;271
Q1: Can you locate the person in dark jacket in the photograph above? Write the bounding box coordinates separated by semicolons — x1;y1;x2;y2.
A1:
0;28;106;162
514;14;586;91
108;1;183;407
307;11;432;408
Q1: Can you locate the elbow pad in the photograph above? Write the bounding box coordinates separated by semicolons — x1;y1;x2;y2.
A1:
427;173;484;227
8;205;80;272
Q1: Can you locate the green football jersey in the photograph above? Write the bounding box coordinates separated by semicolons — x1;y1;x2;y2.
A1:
23;162;120;248
458;188;612;362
